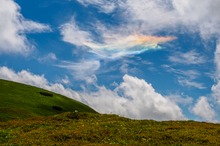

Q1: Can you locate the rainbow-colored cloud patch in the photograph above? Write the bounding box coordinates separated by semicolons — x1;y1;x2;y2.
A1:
84;34;176;58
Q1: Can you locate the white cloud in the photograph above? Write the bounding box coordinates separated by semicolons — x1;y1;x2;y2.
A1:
38;53;57;63
214;42;220;78
212;42;220;103
178;78;205;89
172;0;220;38
60;76;70;85
123;0;220;38
76;0;117;13
57;60;100;84
121;0;177;33
169;50;206;65
74;0;220;39
82;74;186;121
60;18;176;58
60;18;92;47
166;94;193;106
62;0;220;59
163;65;204;89
211;82;220;103
0;66;186;121
0;0;51;55
0;66;81;101
192;96;216;121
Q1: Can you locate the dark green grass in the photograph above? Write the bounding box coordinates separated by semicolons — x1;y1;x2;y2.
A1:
0;79;97;121
0;112;220;145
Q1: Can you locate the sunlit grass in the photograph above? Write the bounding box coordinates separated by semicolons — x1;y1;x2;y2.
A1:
0;112;220;145
0;79;97;121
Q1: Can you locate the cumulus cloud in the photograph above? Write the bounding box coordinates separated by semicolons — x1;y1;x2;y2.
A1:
192;96;216;121
0;66;186;121
60;18;92;47
0;0;51;55
82;74;186;121
166;94;193;106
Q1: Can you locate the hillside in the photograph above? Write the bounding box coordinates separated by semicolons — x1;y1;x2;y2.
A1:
0;79;96;121
0;112;220;145
0;80;220;145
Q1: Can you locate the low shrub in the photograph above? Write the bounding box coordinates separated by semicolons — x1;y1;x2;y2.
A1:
39;92;53;97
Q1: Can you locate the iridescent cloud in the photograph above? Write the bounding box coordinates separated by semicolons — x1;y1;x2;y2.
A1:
84;34;176;58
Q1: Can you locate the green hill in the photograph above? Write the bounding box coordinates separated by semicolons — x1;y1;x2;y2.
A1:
1;79;220;145
0;79;97;121
0;112;220;145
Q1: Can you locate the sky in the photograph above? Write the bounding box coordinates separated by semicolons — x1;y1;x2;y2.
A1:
0;0;220;122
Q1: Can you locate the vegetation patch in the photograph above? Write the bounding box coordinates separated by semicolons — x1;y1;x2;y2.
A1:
1;79;220;145
0;79;97;121
0;130;11;143
52;106;62;111
39;92;53;97
1;112;220;145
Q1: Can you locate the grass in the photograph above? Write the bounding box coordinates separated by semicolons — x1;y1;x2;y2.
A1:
0;112;220;145
1;79;220;145
0;79;97;121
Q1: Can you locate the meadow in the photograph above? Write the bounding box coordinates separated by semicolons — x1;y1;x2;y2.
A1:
1;112;220;145
0;79;220;145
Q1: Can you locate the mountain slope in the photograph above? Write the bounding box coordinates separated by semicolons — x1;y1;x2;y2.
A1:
0;79;97;121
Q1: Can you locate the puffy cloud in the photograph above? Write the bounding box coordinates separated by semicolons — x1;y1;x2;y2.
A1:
82;74;186;121
172;0;220;38
60;18;92;47
165;94;193;106
0;0;51;55
192;96;216;121
0;66;81;101
0;66;185;121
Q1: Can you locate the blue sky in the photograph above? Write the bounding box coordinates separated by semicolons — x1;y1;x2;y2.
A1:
0;0;220;122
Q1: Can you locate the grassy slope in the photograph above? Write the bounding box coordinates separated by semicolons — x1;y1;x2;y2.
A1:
0;112;220;145
0;79;96;121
